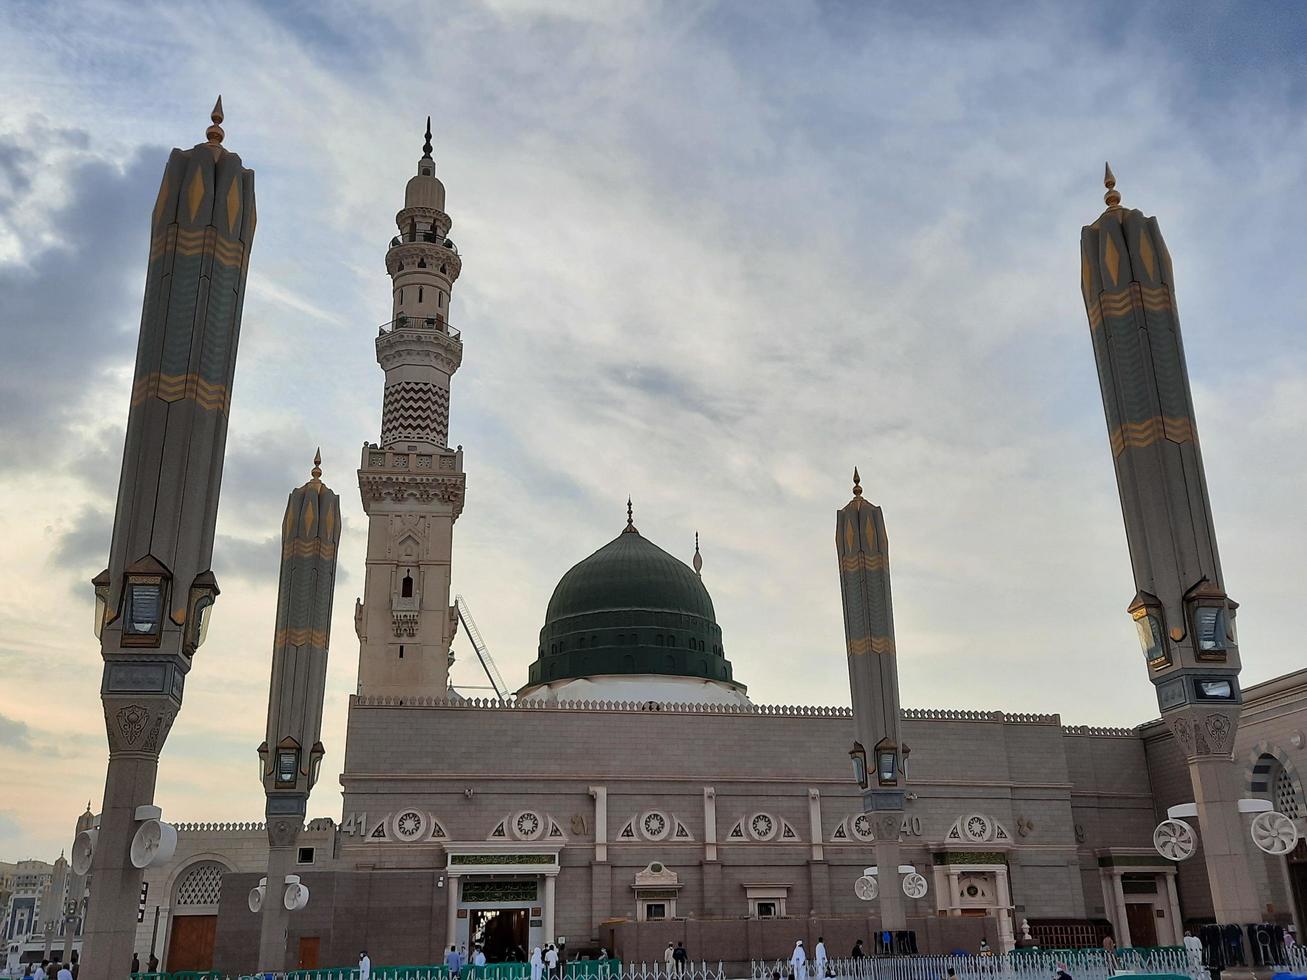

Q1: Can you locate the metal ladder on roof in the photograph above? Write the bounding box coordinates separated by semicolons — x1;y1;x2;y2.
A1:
454;594;510;704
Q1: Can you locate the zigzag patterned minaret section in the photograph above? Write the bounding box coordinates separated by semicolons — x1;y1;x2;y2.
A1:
83;100;256;980
257;454;340;971
355;119;466;699
1079;165;1257;922
836;469;907;931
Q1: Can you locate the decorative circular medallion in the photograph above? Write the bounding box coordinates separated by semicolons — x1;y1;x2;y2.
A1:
854;875;878;901
963;814;992;843
1251;811;1299;856
514;810;544;841
641;811;670;841
1153;818;1196;861
749;813;777;842
902;872;928;899
851;814;876;842
391;809;429;842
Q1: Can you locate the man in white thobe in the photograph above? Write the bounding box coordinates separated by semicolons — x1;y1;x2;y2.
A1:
790;941;807;979
814;938;827;977
359;951;372;980
530;948;544;980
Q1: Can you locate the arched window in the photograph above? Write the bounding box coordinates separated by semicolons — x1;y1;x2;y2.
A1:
578;635;586;648
1276;768;1304;820
418;285;424;301
173;861;227;912
401;572;413;598
1252;751;1305;819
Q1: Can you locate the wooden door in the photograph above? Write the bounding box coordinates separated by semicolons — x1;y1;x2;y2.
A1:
298;937;321;969
166;915;217;972
1125;903;1158;948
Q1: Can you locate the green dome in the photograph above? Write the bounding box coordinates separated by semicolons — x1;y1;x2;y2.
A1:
527;526;742;691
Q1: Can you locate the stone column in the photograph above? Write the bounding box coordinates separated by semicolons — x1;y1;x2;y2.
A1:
1189;755;1262;921
1111;871;1131;946
446;873;460;950
703;788;717;863
1100;873;1117;937
995;868;1015;952
84;751;164;980
948;871;962;917
590;864;612;935
82;100;257;980
808;790;824;862
257;843;296;970
543;874;557;943
1163;872;1183;944
589;786;608;863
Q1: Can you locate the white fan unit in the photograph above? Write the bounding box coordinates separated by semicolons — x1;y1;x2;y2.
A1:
283;875;310;911
248;877;267;913
129;818;177;870
71;829;98;876
902;872;929;899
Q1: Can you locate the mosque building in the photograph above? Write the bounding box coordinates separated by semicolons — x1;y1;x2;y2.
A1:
55;115;1307;976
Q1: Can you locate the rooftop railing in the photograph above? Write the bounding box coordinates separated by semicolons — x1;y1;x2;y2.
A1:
378;315;460;340
390;230;458;253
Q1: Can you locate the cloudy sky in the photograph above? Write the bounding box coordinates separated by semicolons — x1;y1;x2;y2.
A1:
2;0;1306;860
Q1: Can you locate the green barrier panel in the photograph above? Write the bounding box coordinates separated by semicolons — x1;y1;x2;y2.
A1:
287;970;359;980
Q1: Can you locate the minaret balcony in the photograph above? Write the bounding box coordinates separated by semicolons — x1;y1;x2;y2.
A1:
378;315;460;341
390;230;458;253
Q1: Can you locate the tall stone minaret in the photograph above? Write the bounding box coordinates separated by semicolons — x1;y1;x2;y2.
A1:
1079;165;1258;922
83;99;255;980
257;452;340;970
836;469;907;932
355;119;465;699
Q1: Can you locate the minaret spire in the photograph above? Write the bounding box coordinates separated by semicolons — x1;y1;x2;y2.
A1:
256;461;340;969
1103;161;1121;209
82;99;256;980
311;447;322;481
1080;167;1257;922
836;469;907;930
355;127;464;700
206;96;224;145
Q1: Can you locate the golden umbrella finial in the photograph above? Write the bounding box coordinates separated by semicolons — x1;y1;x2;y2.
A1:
852;467;863;497
1104;161;1121;208
206;96;225;145
311;447;322;481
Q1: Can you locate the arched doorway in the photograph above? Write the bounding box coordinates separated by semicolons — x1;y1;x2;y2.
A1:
1251;750;1307;932
165;861;226;972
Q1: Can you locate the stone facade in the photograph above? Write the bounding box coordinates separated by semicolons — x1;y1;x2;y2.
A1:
119;674;1307;974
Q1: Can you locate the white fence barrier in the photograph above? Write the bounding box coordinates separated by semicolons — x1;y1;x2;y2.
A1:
751;951;1207;980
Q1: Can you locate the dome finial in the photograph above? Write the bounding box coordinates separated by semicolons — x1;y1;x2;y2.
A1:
622;496;639;534
206;96;225;145
852;467;863;497
1103;161;1121;208
693;531;703;575
311;447;322;481
422;115;433;159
